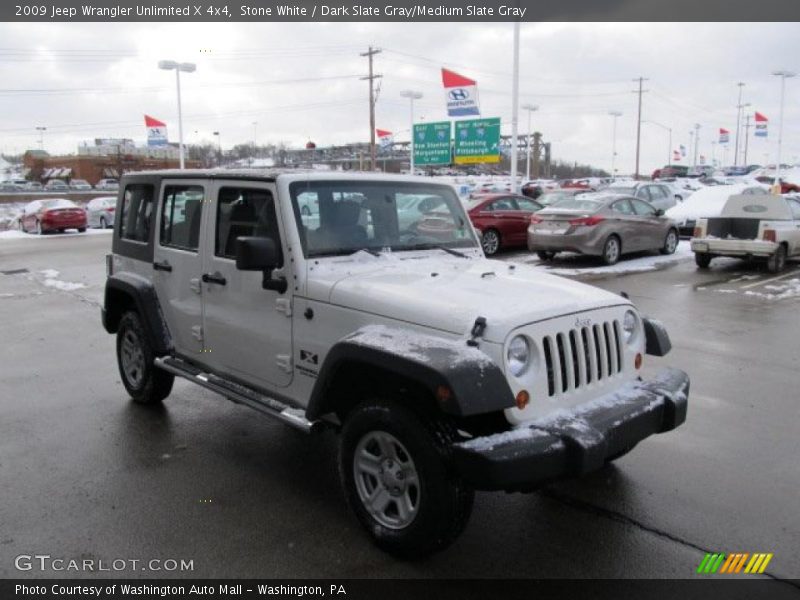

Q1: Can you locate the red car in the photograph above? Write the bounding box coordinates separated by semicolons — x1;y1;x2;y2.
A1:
19;198;87;235
466;194;544;256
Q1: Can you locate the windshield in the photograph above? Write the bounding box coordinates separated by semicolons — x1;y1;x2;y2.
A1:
550;198;603;211
290;180;478;258
538;192;572;206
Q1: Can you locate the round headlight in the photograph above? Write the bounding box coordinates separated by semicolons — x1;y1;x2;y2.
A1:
507;335;530;377
622;310;638;343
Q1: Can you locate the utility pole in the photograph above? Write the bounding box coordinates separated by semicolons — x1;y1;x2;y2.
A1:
743;114;751;165
633;77;648;180
360;46;382;171
510;22;521;192
734;82;745;166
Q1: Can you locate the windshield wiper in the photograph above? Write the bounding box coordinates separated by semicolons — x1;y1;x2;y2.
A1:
353;248;381;257
410;243;469;258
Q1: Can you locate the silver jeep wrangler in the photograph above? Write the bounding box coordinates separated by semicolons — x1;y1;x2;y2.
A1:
102;170;689;557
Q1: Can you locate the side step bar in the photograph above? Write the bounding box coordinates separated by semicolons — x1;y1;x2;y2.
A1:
154;356;322;434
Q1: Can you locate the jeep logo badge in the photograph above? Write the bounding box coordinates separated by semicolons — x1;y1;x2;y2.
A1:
575;317;592;328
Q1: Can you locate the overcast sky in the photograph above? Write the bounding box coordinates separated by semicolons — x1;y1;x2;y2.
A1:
0;21;798;173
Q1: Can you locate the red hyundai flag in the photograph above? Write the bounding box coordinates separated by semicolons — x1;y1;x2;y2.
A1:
441;68;476;87
144;114;167;127
441;68;480;116
376;129;393;137
754;111;768;122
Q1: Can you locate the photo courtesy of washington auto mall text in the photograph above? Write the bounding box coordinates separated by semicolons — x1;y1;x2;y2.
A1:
1;0;799;599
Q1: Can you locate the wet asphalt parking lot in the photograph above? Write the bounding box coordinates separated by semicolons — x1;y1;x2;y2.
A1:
0;232;798;584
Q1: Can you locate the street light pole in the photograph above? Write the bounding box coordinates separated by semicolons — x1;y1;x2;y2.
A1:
734;82;745;166
213;131;221;165
158;60;196;169
643;120;672;168
772;70;795;186
510;22;521;192
609;111;622;177
400;90;423;174
35;126;46;151
522;103;538;181
692;124;700;168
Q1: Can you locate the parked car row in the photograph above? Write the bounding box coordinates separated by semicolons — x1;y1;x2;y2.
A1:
15;196;117;234
0;178;118;193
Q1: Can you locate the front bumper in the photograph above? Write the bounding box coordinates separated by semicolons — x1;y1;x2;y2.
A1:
452;368;689;491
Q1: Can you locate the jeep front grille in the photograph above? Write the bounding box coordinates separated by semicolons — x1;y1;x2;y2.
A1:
543;320;623;397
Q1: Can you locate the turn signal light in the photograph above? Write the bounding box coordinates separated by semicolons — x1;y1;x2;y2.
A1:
635;353;643;370
763;229;777;242
515;390;530;410
530;215;543;224
568;215;605;227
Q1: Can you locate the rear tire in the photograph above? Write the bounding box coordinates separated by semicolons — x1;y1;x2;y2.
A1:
601;235;621;265
660;229;678;255
537;251;557;261
339;398;474;558
100;217;107;229
695;253;712;269
78;228;86;233
481;229;501;256
116;311;174;405
767;244;787;273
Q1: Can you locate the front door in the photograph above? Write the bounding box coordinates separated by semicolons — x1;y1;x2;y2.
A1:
153;180;207;357
200;182;293;390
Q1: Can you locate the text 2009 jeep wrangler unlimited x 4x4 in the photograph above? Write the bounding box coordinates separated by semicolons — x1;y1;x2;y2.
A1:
102;170;689;557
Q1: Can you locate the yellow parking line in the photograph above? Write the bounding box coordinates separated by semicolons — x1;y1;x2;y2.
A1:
740;269;800;290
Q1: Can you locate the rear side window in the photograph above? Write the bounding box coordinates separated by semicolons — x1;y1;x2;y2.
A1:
215;187;282;263
160;185;204;252
787;198;800;220
611;199;635;215
120;184;154;243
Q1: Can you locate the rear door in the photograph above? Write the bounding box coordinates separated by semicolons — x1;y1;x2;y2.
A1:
629;198;666;250
785;198;800;255
200;181;293;390
153;180;207;357
608;198;640;251
512;196;543;244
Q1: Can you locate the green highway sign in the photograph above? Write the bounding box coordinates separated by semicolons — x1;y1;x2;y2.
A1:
413;121;452;165
454;118;501;164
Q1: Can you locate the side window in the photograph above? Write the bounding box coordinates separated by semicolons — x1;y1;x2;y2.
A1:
637;186;653;201
787;199;800;220
119;184;154;243
215;187;282;264
490;198;515;211
515;197;541;212
630;198;657;216
160;185;204;252
611;199;635;215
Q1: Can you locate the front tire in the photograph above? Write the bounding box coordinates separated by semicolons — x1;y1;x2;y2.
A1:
116;311;174;405
695;253;712;269
601;235;621;265
481;228;501;256
537;251;557;261
767;244;787;273
660;229;679;255
100;216;107;229
339;398;474;558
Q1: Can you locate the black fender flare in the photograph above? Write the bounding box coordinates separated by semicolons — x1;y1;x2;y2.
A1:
102;272;172;356
305;325;515;420
643;317;672;357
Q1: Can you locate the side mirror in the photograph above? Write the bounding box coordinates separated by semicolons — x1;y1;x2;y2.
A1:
235;236;279;271
235;237;287;293
655;209;664;217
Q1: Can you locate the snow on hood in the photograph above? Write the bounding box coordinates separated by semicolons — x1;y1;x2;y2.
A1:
307;252;629;343
665;183;768;221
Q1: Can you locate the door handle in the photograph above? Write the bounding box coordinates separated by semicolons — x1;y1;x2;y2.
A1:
153;260;172;272
202;272;227;286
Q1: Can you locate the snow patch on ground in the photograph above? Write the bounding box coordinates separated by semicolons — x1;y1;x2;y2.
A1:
35;269;86;291
511;244;693;276
0;228;112;240
743;278;800;300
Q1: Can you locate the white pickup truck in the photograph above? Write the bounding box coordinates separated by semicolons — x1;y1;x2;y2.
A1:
691;194;800;272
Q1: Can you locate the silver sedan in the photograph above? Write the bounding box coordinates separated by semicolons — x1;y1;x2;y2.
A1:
86;196;117;229
528;193;680;265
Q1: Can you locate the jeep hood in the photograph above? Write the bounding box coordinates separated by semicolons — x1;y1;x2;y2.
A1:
306;254;629;343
